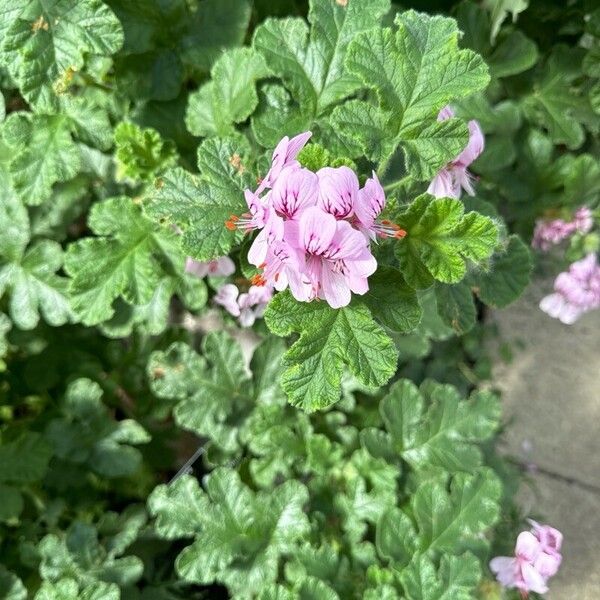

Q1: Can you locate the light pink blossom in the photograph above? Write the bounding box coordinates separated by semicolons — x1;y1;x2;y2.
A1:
532;206;594;251
353;171;406;240
271;166;318;219
490;522;563;596
257;131;312;192
540;253;600;324
427;106;484;199
317;166;359;219
297;206;377;308
185;256;235;278
213;283;273;327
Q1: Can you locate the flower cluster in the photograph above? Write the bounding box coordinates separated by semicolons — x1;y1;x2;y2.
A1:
532;206;593;251
490;520;563;596
214;283;273;327
428;106;484;199
539;253;600;324
185;257;272;327
226;132;405;309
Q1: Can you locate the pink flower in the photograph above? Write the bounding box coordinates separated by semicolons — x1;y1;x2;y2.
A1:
540;253;600;324
317;166;359;219
296;207;377;308
353;171;406;240
185;256;235;278
490;522;563;596
257;131;312;192
213;283;273;327
427;106;484;199
261;240;313;301
271;166;318;219
214;283;241;317
573;206;593;234
532;206;594;251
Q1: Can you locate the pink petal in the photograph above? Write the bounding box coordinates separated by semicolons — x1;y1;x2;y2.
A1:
515;531;541;562
185;257;209;278
438;105;455;121
213;256;235;276
300;207;337;255
238;307;256;327
286;131;312;161
354;171;385;228
317;166;358;218
540;293;566;319
320;264;351;309
271;166;318;218
528;519;564;553
490;557;519;587
427;168;458;199
520;562;549;594
534;551;562;579
214;284;240;317
456;119;485;166
327;220;369;260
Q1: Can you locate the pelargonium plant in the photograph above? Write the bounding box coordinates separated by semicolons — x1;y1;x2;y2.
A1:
1;0;594;598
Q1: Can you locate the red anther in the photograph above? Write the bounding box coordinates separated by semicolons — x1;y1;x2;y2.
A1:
259;262;267;269
250;274;266;286
394;228;407;239
225;214;239;231
381;219;391;225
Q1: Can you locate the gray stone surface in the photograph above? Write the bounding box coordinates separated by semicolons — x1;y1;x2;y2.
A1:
490;277;600;599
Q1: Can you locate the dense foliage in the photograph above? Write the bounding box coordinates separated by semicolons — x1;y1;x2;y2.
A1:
0;0;598;599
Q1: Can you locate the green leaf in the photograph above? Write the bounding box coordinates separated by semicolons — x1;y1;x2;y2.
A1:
457;2;537;78
363;266;422;333
0;432;51;483
399;553;481;600
482;0;528;42
376;507;418;567
396;196;499;288
0;0;123;110
487;30;538;78
471;235;532;308
0;191;72;330
34;580;120;600
376;379;501;471
523;46;596;150
557;154;600;206
38;522;143;587
145;136;252;261
65;196;185;326
148;475;207;540
434;282;476;334
338;10;489;175
0;566;26;600
0;484;23;522
174;468;310;596
413;469;502;552
265;293;398;411
114;122;177;183
186;48;270;137
45;379;149;478
148;333;250;451
3;113;80;206
252;0;390;132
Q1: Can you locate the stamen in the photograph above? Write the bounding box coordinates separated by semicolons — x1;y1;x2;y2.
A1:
225;215;238;231
250;274;266;286
374;220;407;239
